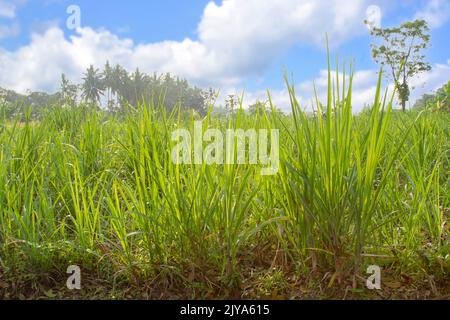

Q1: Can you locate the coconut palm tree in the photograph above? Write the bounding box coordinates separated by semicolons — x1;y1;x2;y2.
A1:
81;65;104;106
103;61;114;109
130;68;149;105
60;73;70;98
111;64;130;108
60;73;78;105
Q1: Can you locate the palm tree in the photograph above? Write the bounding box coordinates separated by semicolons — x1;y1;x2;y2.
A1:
111;64;130;108
60;73;78;105
81;65;104;106
103;61;114;109
130;68;148;105
60;73;70;99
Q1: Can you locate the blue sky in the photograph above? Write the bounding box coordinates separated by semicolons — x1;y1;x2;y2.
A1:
1;0;450;111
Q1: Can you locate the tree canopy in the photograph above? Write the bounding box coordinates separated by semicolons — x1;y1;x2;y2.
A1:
367;19;431;111
413;80;450;112
76;63;210;115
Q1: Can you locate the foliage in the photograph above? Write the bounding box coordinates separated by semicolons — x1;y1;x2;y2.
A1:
1;64;213;120
83;63;210;115
0;87;60;120
60;74;78;106
414;80;450;112
81;65;105;105
367;19;432;111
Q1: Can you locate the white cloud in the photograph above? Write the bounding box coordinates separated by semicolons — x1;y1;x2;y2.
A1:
0;0;16;18
0;21;19;38
0;0;379;94
236;62;450;113
263;69;383;113
410;59;450;98
365;5;382;29
0;0;26;38
198;0;371;74
414;0;450;28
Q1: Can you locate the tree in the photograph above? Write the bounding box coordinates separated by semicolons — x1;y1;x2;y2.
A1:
60;74;78;105
414;80;450;112
60;74;69;98
225;94;237;113
0;89;6;105
248;100;267;116
103;61;114;109
0;89;17;119
367;19;431;111
129;68;148;105
81;65;104;106
111;64;130;108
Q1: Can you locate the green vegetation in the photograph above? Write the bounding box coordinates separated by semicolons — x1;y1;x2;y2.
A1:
0;60;448;299
1;64;213;120
414;81;450;112
367;19;431;112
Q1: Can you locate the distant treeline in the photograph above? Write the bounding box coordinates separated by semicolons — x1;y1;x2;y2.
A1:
0;62;219;119
413;80;450;112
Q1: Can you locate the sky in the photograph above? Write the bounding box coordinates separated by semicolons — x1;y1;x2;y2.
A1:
1;0;450;112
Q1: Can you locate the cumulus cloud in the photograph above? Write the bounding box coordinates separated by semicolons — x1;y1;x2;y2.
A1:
0;0;378;93
0;0;16;18
237;61;450;113
0;0;25;38
410;60;450;98
414;0;450;28
240;69;383;113
0;21;19;38
197;0;372;75
365;5;382;29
